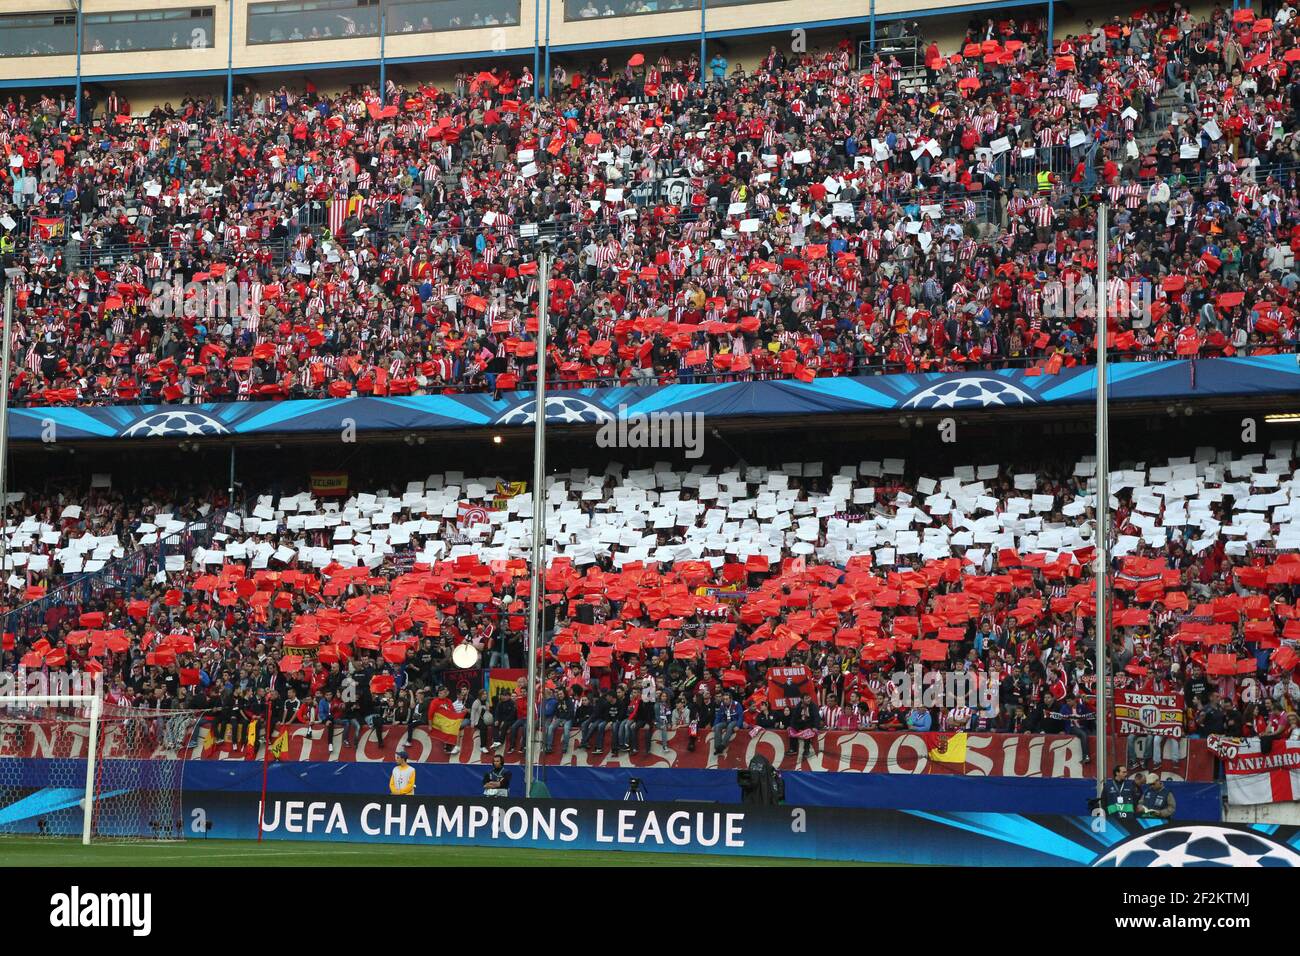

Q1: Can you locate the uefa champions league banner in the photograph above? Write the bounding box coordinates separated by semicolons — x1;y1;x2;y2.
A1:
8;354;1300;441
188;792;1300;867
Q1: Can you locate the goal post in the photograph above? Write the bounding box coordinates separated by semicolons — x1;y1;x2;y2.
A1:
0;695;205;844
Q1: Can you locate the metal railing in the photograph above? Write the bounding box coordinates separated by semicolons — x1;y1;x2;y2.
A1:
22;233;293;273
2;517;220;643
856;35;922;72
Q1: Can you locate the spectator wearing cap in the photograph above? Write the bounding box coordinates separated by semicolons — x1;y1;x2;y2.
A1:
388;749;415;795
1137;774;1175;819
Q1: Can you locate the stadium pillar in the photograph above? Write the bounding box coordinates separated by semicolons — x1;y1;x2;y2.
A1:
1094;203;1109;799
75;1;84;123
869;0;876;48
699;0;707;91
523;250;551;799
379;0;387;104
544;0;552;99
0;280;12;573
226;0;235;121
1046;0;1054;52
533;0;540;101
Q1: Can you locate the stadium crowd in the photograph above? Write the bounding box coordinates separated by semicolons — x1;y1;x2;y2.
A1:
0;6;1298;406
2;442;1299;765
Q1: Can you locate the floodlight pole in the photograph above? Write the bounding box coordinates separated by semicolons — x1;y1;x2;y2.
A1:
523;249;551;799
1094;203;1109;799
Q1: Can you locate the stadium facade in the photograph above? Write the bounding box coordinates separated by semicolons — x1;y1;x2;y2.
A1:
0;0;1126;103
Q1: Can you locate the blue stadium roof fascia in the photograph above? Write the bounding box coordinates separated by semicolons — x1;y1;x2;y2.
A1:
8;353;1297;443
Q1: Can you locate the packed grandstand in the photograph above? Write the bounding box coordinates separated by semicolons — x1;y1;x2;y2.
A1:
0;6;1298;407
1;429;1298;774
0;4;1298;801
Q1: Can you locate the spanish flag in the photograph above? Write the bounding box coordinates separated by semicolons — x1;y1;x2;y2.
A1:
428;699;464;746
489;668;526;703
926;731;968;765
269;728;291;761
201;725;223;755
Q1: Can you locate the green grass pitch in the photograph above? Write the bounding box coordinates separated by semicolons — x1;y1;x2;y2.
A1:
0;837;875;867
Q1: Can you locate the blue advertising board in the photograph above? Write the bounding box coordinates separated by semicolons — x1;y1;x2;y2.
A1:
192;792;1300;866
0;759;1227;841
0;760;1271;865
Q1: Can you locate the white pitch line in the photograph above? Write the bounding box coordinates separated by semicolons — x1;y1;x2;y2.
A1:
126;849;375;861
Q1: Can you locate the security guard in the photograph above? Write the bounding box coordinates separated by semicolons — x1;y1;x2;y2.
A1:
1101;764;1138;818
1137;774;1176;820
1036;169;1054;194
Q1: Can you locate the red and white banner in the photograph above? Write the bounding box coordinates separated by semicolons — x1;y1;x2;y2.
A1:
170;728;1215;780
456;502;490;529
1112;689;1186;738
1;717;1218;782
328;196;380;235
1210;736;1300;805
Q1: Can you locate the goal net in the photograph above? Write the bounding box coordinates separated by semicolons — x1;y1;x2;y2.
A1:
0;696;206;844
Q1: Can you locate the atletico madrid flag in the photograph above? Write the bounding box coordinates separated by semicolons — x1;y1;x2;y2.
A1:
427;698;463;745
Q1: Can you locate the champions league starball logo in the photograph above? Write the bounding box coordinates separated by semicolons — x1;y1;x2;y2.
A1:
120;411;231;438
494;396;614;426
1092;825;1300;867
902;377;1037;410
